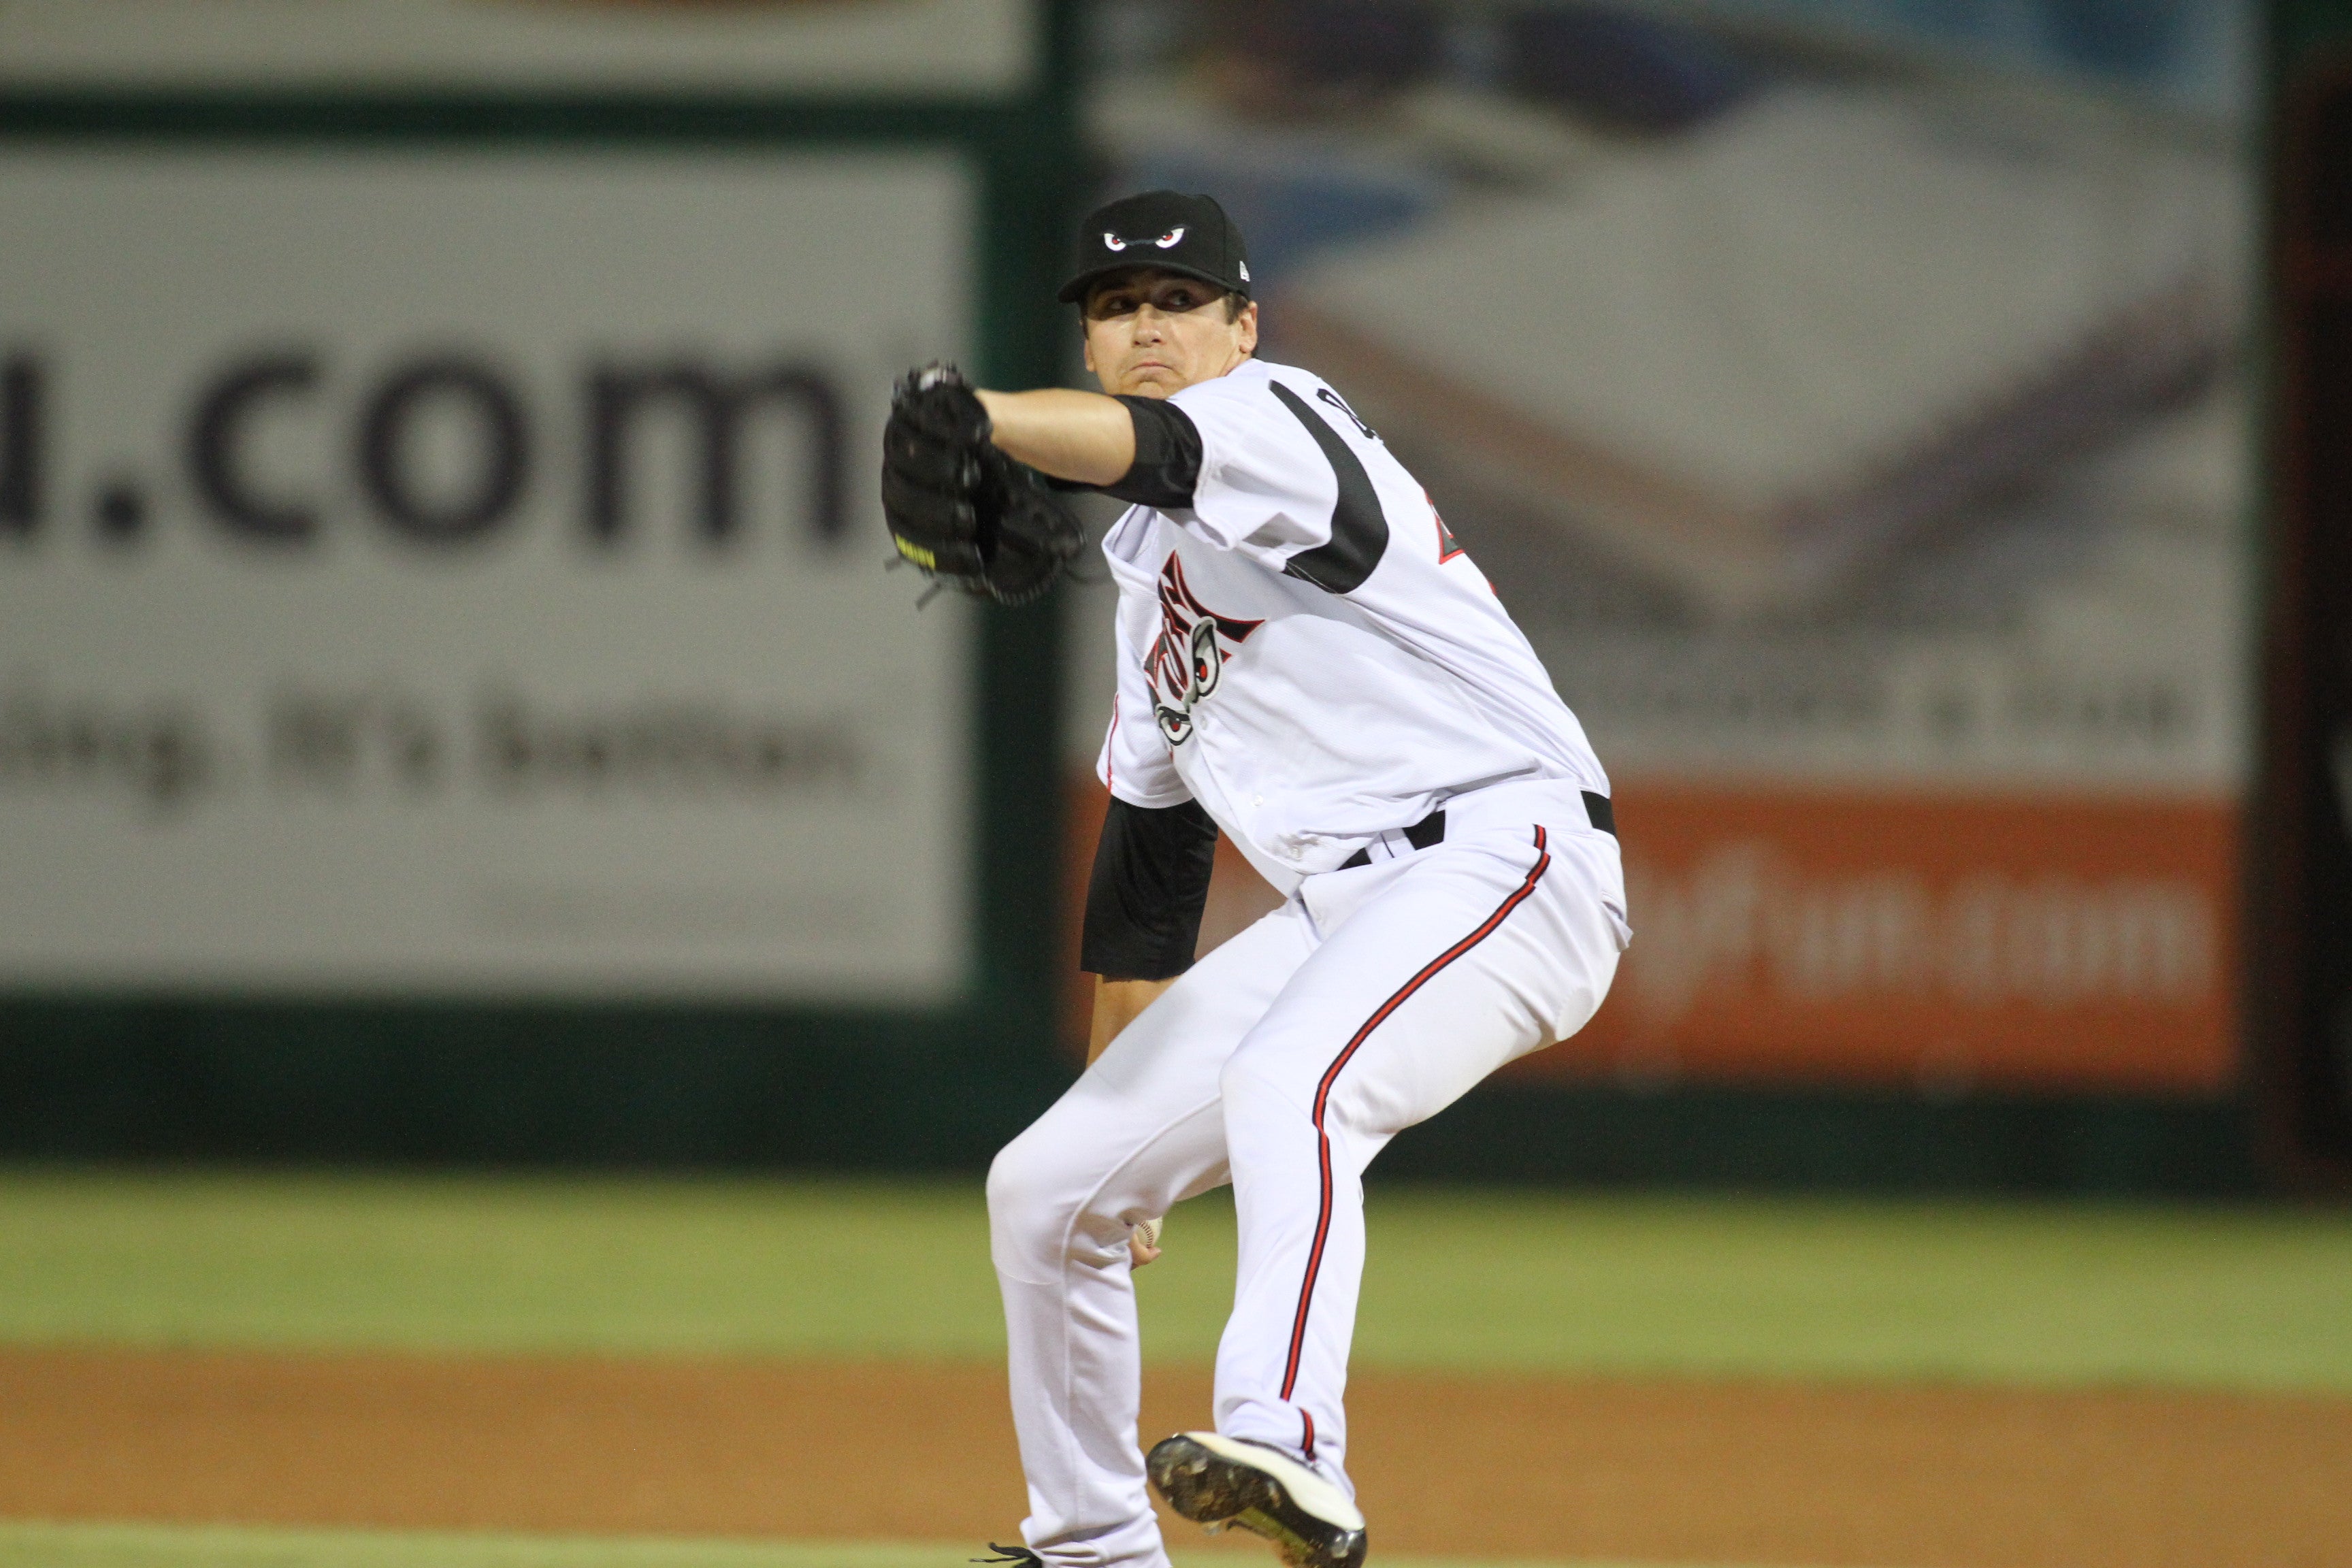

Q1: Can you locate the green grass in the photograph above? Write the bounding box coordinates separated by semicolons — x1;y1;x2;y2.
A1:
0;1523;931;1568
0;1522;1748;1568
1;1171;2347;1390
0;1173;1007;1360
1348;1190;2352;1388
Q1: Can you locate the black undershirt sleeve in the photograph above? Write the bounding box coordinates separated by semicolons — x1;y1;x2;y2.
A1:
1081;796;1219;981
1098;396;1204;510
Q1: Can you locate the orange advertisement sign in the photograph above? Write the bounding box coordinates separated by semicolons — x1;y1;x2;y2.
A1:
1517;783;2240;1094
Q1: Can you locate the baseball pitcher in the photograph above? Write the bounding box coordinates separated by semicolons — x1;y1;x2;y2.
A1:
880;191;1631;1568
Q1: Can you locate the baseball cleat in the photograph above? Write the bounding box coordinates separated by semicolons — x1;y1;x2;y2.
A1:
1146;1430;1367;1568
970;1546;1043;1566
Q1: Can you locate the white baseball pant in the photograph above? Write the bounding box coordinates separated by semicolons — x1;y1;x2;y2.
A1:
987;779;1628;1567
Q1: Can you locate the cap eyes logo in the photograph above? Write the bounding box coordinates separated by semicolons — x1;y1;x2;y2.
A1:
1102;226;1186;252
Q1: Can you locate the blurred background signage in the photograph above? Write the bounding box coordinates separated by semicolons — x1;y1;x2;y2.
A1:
0;0;2309;1172
0;149;979;1001
0;0;1036;96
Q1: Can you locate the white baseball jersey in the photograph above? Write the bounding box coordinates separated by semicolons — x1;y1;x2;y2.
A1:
1094;357;1610;895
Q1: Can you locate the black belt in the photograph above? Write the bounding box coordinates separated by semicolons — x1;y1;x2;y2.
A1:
1339;790;1614;870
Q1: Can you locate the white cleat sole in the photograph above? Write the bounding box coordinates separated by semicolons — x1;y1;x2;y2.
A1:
1181;1431;1365;1532
1146;1429;1369;1568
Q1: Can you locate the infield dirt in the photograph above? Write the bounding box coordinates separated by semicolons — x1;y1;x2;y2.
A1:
2;1347;2346;1568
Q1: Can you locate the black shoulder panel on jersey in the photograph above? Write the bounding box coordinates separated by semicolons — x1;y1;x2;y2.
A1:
1100;396;1203;510
1268;380;1389;595
1081;796;1219;981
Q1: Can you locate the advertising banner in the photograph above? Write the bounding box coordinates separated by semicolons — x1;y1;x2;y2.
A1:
1074;1;2252;1092
0;0;1035;97
1552;789;2233;1092
0;148;975;1001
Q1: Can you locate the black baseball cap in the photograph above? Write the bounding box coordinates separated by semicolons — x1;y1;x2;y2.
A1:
1058;190;1253;306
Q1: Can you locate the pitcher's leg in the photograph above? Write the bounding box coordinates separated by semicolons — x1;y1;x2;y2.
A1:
1213;828;1622;1490
988;902;1311;1567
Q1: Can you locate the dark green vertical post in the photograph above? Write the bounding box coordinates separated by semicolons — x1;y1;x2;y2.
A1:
2254;0;2352;1190
972;0;1085;1058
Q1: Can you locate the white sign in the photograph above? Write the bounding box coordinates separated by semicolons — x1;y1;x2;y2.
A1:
0;148;975;1000
0;0;1034;96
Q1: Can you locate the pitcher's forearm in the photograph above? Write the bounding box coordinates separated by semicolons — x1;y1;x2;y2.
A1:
1088;975;1177;1065
977;388;1136;486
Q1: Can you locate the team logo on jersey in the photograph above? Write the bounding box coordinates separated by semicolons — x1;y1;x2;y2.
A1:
1103;226;1186;252
1147;554;1262;745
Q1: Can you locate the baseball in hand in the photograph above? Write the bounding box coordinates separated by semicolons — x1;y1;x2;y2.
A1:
1130;1214;1164;1267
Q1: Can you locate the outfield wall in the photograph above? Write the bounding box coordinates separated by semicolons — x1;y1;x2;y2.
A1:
0;0;2316;1194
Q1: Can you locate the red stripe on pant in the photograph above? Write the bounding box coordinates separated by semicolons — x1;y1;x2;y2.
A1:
1277;827;1554;1407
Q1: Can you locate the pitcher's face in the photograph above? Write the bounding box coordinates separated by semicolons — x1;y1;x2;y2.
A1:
1081;269;1258;398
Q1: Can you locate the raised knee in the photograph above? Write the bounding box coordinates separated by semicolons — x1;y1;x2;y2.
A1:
986;1127;1060;1234
987;1123;1110;1271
